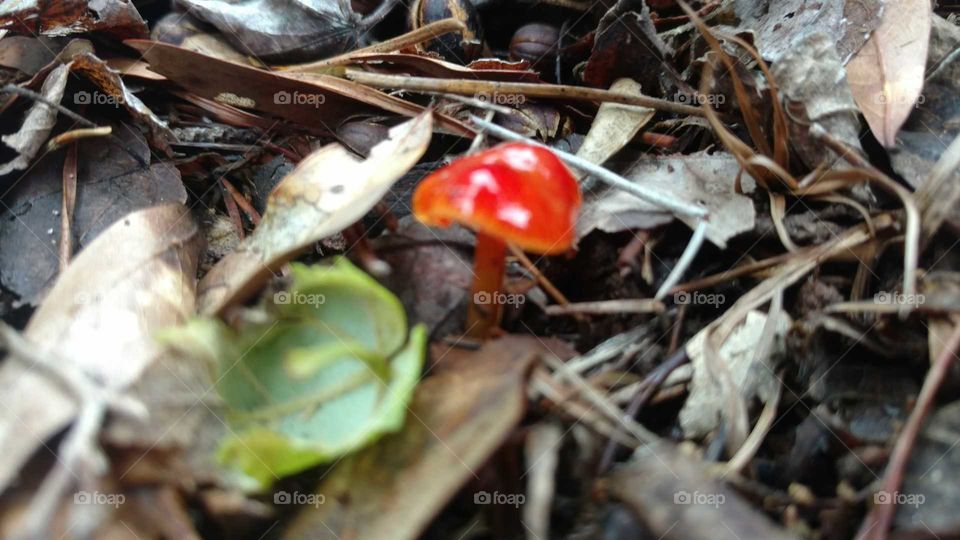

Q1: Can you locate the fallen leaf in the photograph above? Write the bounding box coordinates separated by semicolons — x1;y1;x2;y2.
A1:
846;0;932;147
679;310;791;440
575;78;654;187
197;112;433;315
0;0;148;41
608;442;797;540
771;33;864;170
0;203;201;493
169;259;426;489
732;0;882;63
282;335;543;540
0;123;187;305
126;40;472;136
176;0;365;63
577;153;756;248
893;399;960;535
0;63;69;175
583;0;668;91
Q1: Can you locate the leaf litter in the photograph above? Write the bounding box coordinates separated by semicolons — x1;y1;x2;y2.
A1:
0;0;958;539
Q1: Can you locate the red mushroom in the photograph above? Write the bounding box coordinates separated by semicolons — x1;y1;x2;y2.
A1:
412;142;581;338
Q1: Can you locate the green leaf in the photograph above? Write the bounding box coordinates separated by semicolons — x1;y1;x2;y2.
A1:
167;258;426;490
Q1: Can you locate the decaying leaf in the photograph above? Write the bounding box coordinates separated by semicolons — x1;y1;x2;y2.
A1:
577;153;756;248
197;112;433;315
0;203;201;493
0;124;187;305
0;63;69;175
176;0;365;63
771;33;864;170
282;335;543;540
733;0;882;63
0;0;149;41
846;0;932;147
127;41;472;136
679;310;791;440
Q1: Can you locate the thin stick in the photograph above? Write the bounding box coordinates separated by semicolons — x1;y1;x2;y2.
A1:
469;116;708;218
59;143;78;272
347;71;709;118
856;322;960;540
508;244;575;306
543;299;664;315
654;219;708;300
278;18;467;71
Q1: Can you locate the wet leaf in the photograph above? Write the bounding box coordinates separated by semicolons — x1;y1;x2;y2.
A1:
197;112;433;315
0;63;69;175
0;123;187;304
846;0;932;147
169;258;425;490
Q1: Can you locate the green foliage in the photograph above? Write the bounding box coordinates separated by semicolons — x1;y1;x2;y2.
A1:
166;258;425;490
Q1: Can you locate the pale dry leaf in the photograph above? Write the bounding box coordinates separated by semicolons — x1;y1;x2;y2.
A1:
577;153;756;248
575;78;653;187
197;112;433;315
0;204;201;493
680;310;791;440
0;63;69;175
846;0;932;147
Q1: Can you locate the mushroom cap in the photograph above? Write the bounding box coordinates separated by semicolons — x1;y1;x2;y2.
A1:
412;142;581;254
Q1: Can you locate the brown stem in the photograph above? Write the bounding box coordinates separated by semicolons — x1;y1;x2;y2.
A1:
467;232;506;339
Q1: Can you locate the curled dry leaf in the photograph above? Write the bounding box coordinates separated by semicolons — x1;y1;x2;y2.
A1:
0;204;201;493
846;0;932;148
0;63;69;175
575;78;654;188
282;335;543;540
0;0;149;41
197;112;434;315
679;310;791;440
127;41;471;136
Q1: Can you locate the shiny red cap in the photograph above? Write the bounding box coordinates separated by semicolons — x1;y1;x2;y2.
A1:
412;142;581;254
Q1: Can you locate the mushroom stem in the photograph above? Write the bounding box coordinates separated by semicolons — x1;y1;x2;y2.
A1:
467;232;507;338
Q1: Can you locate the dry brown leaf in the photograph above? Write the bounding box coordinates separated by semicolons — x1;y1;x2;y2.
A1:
846;0;932;147
0;204;201;493
197;112;434;315
282;335;544;540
